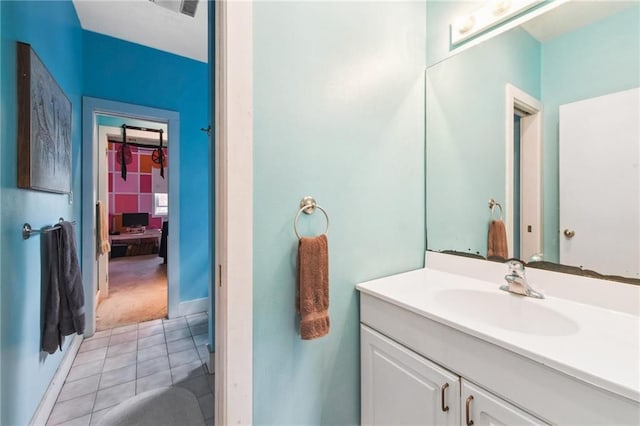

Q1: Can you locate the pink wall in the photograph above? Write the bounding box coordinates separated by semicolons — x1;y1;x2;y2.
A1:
108;142;168;230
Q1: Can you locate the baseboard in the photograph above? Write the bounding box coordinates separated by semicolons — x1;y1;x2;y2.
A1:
206;345;215;375
30;333;84;426
178;297;209;317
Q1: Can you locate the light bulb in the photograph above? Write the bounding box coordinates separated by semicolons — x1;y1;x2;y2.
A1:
493;0;511;15
457;15;476;34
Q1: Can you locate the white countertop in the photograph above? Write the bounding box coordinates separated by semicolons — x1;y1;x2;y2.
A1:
356;267;640;402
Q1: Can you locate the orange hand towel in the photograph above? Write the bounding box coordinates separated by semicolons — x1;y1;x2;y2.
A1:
487;220;508;261
296;234;329;340
96;201;111;257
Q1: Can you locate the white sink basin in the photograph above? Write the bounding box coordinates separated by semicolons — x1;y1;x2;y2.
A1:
434;289;580;336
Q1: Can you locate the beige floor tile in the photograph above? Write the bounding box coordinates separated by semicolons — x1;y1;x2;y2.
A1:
58;375;100;402
93;381;135;412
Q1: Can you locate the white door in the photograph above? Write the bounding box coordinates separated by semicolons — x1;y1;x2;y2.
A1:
361;325;460;426
559;87;640;277
461;380;546;426
519;112;542;262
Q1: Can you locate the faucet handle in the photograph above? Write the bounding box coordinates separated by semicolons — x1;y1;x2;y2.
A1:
505;259;525;275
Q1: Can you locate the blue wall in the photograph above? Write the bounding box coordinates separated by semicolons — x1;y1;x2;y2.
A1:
82;31;210;301
0;1;83;424
253;2;426;424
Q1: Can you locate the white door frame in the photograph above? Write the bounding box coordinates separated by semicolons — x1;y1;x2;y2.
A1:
96;125;112;301
505;84;543;260
214;1;253;424
81;97;181;336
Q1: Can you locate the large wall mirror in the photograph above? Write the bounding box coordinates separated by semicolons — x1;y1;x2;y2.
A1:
426;0;639;281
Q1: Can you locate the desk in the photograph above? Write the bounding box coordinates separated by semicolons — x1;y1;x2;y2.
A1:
109;229;162;244
110;229;162;257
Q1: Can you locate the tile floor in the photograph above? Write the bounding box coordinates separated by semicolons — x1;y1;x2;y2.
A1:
46;313;213;426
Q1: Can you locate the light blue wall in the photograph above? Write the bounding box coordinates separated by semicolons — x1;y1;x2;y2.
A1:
253;2;426;424
426;27;540;256
0;1;83;424
540;6;640;261
426;0;476;67
82;31;210;301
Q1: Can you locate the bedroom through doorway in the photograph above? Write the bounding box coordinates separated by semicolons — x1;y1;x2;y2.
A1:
95;114;170;331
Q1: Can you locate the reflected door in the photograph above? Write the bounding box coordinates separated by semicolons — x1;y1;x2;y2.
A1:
559;87;640;277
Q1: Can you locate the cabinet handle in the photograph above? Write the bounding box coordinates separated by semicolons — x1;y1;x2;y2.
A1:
440;383;449;412
465;395;474;426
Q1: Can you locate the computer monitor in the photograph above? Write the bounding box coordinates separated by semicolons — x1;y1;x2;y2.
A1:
122;212;149;228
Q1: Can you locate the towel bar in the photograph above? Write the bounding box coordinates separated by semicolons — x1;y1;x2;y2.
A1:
294;196;329;239
23;218;76;240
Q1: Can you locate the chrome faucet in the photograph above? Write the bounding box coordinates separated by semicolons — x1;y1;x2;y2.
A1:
500;259;544;299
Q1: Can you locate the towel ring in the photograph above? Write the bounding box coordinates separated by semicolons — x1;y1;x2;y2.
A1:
488;198;503;221
294;196;329;239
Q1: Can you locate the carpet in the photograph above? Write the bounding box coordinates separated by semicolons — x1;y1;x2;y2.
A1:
97;387;205;426
96;254;167;330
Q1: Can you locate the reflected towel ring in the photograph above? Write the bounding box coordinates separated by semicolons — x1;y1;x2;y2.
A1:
294;196;329;239
488;198;503;221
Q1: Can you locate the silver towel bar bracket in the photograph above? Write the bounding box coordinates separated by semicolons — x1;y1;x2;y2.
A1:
488;198;504;221
23;217;75;240
294;196;329;239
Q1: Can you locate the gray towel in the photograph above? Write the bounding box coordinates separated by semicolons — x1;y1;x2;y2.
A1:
59;221;85;337
42;228;62;354
41;222;85;354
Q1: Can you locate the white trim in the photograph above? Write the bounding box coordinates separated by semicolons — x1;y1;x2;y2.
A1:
97;125;113;299
214;1;253;425
505;84;542;259
207;348;215;375
29;334;83;426
81;97;181;336
179;297;209;317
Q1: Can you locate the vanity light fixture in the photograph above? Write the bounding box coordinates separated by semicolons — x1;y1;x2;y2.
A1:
451;0;543;45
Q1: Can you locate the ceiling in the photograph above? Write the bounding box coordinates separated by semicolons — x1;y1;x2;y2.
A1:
72;0;208;63
521;1;637;42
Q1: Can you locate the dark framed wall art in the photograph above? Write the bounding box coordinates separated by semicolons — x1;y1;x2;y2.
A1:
17;41;72;193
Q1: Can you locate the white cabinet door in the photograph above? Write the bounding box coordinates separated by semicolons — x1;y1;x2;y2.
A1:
361;325;460;426
461;381;546;426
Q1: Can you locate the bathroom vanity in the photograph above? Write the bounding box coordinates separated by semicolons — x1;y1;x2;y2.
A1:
357;255;640;425
361;1;640;423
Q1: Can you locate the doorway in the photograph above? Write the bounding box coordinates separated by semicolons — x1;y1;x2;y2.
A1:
95;116;170;330
505;84;542;261
82;98;181;337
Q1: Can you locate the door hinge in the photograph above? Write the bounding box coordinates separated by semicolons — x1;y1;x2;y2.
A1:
218;264;222;287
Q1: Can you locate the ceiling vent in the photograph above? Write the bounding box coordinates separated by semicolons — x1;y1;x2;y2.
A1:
149;0;199;18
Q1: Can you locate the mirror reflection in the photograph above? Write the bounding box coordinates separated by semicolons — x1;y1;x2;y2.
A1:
426;1;640;280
